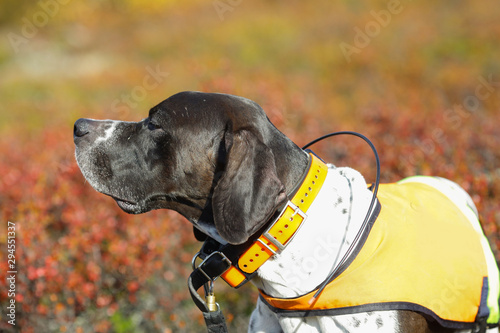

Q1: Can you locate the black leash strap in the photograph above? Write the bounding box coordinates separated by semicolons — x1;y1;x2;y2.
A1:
188;274;229;333
201;310;229;333
189;248;232;333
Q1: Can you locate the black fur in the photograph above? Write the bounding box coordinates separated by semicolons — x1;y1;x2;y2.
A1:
74;91;307;244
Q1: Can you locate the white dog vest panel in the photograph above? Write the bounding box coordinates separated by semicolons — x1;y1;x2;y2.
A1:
260;177;500;329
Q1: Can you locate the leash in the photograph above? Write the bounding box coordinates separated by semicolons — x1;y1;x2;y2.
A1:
188;273;228;333
188;239;231;333
188;131;381;333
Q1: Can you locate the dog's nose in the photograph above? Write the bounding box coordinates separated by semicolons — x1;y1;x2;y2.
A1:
74;118;91;138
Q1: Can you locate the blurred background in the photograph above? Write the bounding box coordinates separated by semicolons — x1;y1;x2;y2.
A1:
1;0;499;331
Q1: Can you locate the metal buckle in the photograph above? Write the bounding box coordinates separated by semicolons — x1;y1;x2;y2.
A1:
260;201;307;254
193;251;232;282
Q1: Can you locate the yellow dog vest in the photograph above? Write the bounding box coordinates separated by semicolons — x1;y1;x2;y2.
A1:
260;178;500;329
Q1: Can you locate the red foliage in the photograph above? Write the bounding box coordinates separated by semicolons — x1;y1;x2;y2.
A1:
0;103;498;332
0;128;204;331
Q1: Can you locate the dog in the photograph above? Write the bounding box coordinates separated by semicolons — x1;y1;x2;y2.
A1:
74;91;500;333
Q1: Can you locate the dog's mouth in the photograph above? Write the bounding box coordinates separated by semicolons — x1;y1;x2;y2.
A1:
114;198;139;213
109;194;171;214
107;195;142;214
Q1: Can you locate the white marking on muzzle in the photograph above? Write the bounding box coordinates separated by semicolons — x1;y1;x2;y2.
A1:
95;121;118;144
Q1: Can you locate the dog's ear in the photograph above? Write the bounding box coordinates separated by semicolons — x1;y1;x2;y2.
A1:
212;129;287;245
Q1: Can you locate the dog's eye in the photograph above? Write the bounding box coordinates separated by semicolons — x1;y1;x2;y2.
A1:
148;121;162;131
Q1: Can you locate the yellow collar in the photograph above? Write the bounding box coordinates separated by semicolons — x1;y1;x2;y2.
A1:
221;153;328;287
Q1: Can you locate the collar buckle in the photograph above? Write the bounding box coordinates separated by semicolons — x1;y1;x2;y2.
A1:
260;201;307;255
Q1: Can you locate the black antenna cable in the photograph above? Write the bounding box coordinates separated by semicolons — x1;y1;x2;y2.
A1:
302;131;381;304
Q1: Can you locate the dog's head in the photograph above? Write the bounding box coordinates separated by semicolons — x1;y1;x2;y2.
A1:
74;91;307;244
